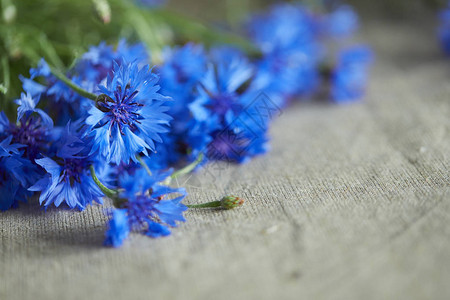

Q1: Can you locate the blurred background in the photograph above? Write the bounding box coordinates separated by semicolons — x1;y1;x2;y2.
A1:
0;0;445;114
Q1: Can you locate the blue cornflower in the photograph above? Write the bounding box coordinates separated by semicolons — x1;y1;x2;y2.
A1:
207;123;268;164
247;4;321;99
438;3;450;55
253;51;319;102
159;43;207;135
189;53;253;123
159;43;207;100
0;136;34;210
331;46;374;102
77;40;149;83
323;5;358;38
247;4;319;54
85;61;172;165
0;93;53;162
76;42;115;83
29;124;104;210
188;49;270;163
104;168;187;247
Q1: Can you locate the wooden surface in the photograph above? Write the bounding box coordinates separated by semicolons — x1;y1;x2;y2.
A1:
1;20;450;300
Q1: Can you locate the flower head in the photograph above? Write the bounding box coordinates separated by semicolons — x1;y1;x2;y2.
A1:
29;124;104;210
331;45;374;102
247;4;318;54
323;5;358;38
104;168;187;247
247;4;321;99
86;61;172;165
1;93;53;162
0;136;35;210
188;49;270;163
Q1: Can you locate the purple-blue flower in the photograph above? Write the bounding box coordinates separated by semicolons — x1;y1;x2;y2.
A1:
188;48;270;163
104;168;187;247
85;61;172;165
247;4;321;99
331;45;374;103
1;94;53;162
0;136;34;210
247;4;318;54
323;5;358;38
29;124;104;210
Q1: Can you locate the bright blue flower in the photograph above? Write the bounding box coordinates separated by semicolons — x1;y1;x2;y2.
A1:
85;61;172;165
159;43;206;100
253;51;319;101
159;43;207;136
77;42;115;82
331;45;374;103
0;136;34;210
1;93;53;161
188;50;270;163
323;5;358;38
247;4;321;99
120;168;187;235
207;127;268;164
104;209;130;247
189;55;253;123
77;40;149;83
247;4;319;54
104;168;187;247
29;124;104;210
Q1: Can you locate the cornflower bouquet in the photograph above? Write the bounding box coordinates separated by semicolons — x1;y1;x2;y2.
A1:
0;0;373;247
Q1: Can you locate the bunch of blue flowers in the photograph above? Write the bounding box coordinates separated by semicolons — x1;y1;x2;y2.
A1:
0;3;372;247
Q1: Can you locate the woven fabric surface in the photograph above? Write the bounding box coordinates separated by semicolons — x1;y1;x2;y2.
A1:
1;20;449;300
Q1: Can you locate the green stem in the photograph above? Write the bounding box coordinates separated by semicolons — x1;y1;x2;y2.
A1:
186;201;221;209
163;153;204;185
50;66;97;100
1;56;10;93
136;155;152;176
171;152;204;179
90;165;118;198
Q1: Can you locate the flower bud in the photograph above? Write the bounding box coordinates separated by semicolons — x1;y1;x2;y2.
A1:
221;195;244;209
93;0;111;24
3;2;16;24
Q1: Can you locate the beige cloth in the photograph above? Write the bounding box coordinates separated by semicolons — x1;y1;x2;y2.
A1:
1;21;449;300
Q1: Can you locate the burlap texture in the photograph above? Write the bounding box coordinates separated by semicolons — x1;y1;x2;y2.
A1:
1;21;449;300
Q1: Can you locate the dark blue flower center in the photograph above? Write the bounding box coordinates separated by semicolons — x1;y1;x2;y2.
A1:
206;92;240;117
207;129;252;162
97;84;144;135
125;194;161;230
61;158;89;186
10;117;47;160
